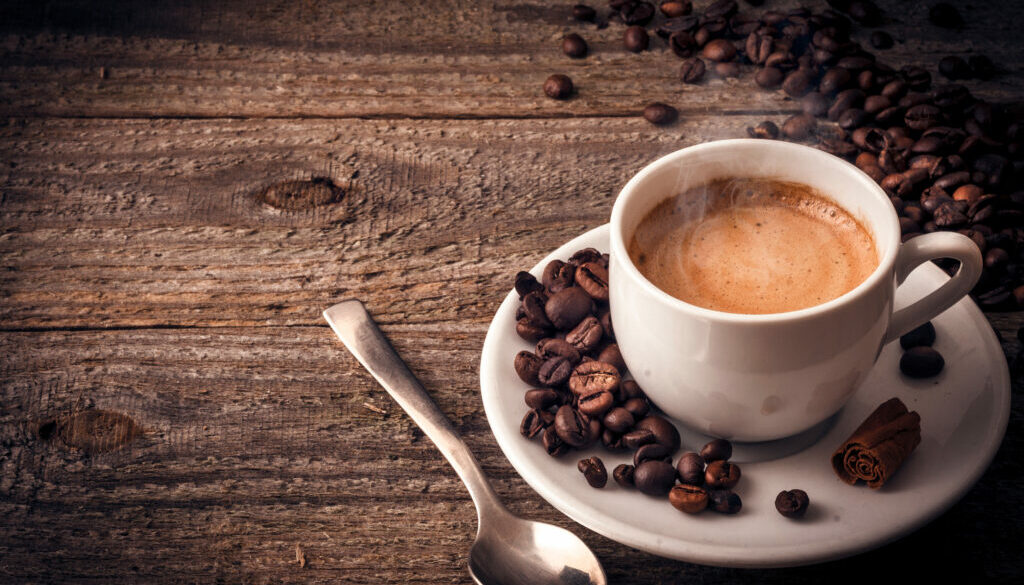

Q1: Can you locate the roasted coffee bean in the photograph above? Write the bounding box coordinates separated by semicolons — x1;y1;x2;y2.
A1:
899;91;932;108
679;57;706;83
603;407;635;434
624;25;650;52
933;170;970;191
669;484;709;514
836;55;875;72
538;356;573;387
669;31;698;57
660;1;691;17
520;409;552;439
522;290;552;329
933;84;973;110
855;151;878;170
870;30;893;50
641;103;678;127
745;32;773;65
875;106;906;127
708;489;742;514
747;120;780;140
565;316;604;353
755;66;785;89
542;425;569;457
819;67;851;95
968;55;997;80
572;4;597;21
545;287;593;331
939;56;970;80
569;360;620;396
635;415;681;453
613;463;636;487
562;34;588;59
905;104;942;131
863;95;891;116
929;3;963;29
765;50;797;70
543;74;574;100
597;343;626;374
782;114;817;140
702;39;737;62
525;388;562;410
569;248;603;268
622;397;651;420
574;262;610;301
705;460;741;489
542;259;574;293
633;460;677;496
676;452;705;485
578;387;615;416
554;405;591;447
858;69;877;92
933;201;969;228
782;69;816;97
714;61;740;78
775;489;810;518
515;271;544;298
900;346;945;378
623;427;657;449
838;108;868;130
802;92;830;118
598;309;614;341
847;0;881;25
828;88;865;121
704;0;737;19
880;79;908;99
901;66;932;91
952;184;983;205
986;247;1010;269
578;456;608;488
911;135;946;155
620;1;656;25
514;351;545;386
620;379;645;400
899;216;920;234
516;318;549;342
700;438;733;462
853;127;891;153
634;443;672;467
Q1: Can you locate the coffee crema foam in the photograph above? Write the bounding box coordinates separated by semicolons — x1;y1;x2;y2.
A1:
628;178;879;314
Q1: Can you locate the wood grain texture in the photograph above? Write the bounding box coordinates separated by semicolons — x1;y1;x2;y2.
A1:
0;0;1021;118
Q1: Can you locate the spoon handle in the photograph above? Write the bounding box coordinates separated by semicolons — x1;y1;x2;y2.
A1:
324;299;503;520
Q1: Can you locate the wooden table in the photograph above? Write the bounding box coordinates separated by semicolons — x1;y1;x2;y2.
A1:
1;1;1021;582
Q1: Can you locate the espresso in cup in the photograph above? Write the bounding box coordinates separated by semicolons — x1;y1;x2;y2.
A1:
627;178;878;314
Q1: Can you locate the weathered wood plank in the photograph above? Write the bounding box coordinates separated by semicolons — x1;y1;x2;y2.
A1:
0;0;1021;118
0;326;1021;583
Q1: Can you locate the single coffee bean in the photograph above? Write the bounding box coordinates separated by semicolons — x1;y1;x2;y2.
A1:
660;1;692;18
635;415;681;453
802;92;830;118
537;338;582;364
568;247;602;267
782;69;816;97
708;489;742;514
704;0;737;19
514;271;543;298
900;346;945;378
754;67;785;89
775;489;810;518
516;318;549;342
622;427;656;449
575;262;610;301
939;56;970;80
525;388;561;410
714;61;740;79
819;67;851;95
933;170;970;192
569;360;620;396
622;397;651;420
679;57;706;84
838;108;869;130
870;30;893;50
565;316;605;354
676;452;705;485
633;460;677;496
597;343;626;374
933;201;968;228
520;408;551;439
620;379;645;400
668;31;698;57
542;425;569;457
578;388;615;417
863;95;892;116
929;3;963;29
905;104;942;131
603;407;635;434
562;34;588;59
705;460;741;489
634;443;672;467
521;290;552;329
985;247;1009;269
642;102;678;126
858;69;877;92
855;151;878;170
669;484;709;514
700;438;733;462
702;39;737;62
745;32;773;65
747;120;780;140
554;404;591;447
613;463;636;487
542;259;574;293
578;456;608;488
572;4;597;21
624;25;650;52
952;184;983;205
901;66;932;91
620;0;656;25
782;114;817;140
545;286;593;331
538;356;573;387
765;51;797;70
514;351;545;386
543;74;573;100
828;88;865;121
880;79;908;99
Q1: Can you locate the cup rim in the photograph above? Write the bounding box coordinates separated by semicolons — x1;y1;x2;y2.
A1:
609;138;901;323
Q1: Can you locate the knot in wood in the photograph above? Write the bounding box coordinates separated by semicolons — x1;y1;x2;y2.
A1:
38;409;143;454
255;177;344;211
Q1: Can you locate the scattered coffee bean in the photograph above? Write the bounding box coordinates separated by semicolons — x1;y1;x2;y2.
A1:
775;489;810;518
754;66;784;89
619;0;656;25
669;484;709;514
603;407;635;434
643;102;678;126
782;114;817;140
578;456;608;488
613;463;636;488
634;459;677;496
634;443;672;466
571;4;596;21
543;74;573;100
708;489;742;514
700;438;733;462
747;120;780;140
900;346;945;378
900;321;937;349
679;58;706;84
660;1;692;18
705;460;742;489
782;69;816;97
676;452;705;485
634;415;681;453
624;25;650;52
562;34;588;59
702;39;737;62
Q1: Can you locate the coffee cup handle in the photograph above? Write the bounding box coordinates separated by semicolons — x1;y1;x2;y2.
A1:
885;231;983;344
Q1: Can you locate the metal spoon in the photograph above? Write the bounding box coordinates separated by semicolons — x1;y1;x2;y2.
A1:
324;299;607;585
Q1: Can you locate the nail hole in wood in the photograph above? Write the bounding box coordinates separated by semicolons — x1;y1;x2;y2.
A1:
255;176;345;211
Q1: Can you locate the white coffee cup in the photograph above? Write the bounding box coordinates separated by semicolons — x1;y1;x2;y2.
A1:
609;139;982;442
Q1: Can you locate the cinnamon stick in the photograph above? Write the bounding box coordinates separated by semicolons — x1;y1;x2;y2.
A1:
831;397;921;488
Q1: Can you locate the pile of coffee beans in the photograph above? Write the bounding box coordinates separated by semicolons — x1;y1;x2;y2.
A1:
899;321;945;378
550;1;1023;311
667;438;744;514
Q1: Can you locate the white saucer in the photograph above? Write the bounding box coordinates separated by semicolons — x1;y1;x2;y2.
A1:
479;224;1010;568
